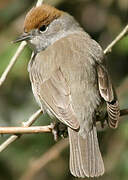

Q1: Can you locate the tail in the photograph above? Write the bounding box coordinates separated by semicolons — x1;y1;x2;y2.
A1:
68;126;104;178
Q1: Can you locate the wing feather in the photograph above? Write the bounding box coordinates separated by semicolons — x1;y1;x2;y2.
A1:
39;68;79;130
97;64;120;128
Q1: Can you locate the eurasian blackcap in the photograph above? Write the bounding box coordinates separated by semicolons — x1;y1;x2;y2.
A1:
14;4;120;178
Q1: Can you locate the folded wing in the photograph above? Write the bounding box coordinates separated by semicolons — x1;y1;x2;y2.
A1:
39;68;79;130
97;64;120;128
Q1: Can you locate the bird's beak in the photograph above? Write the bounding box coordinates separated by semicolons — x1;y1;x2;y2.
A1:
13;33;32;43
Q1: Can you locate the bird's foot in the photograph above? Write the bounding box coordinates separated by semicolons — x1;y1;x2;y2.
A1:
51;122;68;141
96;111;107;129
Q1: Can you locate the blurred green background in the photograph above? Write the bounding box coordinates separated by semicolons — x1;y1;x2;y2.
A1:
0;0;128;179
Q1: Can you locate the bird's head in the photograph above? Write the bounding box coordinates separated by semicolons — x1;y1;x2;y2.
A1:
14;4;81;52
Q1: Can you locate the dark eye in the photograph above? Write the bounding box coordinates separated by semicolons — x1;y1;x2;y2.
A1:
39;25;47;32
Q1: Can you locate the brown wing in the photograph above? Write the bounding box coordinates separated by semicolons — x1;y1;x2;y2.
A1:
39;68;79;130
97;64;120;128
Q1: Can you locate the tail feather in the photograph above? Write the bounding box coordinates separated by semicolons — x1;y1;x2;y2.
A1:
68;126;104;178
107;100;120;128
69;129;85;177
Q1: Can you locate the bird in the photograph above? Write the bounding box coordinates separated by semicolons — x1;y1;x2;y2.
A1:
14;4;120;178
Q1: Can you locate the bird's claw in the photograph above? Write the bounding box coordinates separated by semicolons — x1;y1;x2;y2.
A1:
51;122;68;141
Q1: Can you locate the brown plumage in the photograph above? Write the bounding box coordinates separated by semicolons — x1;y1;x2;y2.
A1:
15;4;120;178
28;33;106;177
24;4;62;32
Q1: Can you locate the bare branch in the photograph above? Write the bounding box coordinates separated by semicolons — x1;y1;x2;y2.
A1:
20;139;69;180
0;41;27;87
0;125;51;134
0;135;20;153
120;109;128;116
36;0;44;7
104;24;128;54
0;108;127;136
0;109;42;152
22;109;42;127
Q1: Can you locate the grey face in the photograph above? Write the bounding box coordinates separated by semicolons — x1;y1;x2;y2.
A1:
14;13;82;53
27;18;65;52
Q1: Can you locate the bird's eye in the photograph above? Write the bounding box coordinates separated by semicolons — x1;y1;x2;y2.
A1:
39;25;47;32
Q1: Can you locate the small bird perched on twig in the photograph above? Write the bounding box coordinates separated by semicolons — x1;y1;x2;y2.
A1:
14;4;120;178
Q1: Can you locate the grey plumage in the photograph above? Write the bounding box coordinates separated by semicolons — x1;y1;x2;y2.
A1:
15;5;120;177
28;32;110;177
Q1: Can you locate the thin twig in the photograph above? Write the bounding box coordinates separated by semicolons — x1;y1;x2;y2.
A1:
0;135;20;153
21;109;42;127
20;139;69;180
0;125;51;134
0;109;42;152
0;109;127;135
120;109;128;116
104;24;128;54
0;41;27;87
36;0;44;7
